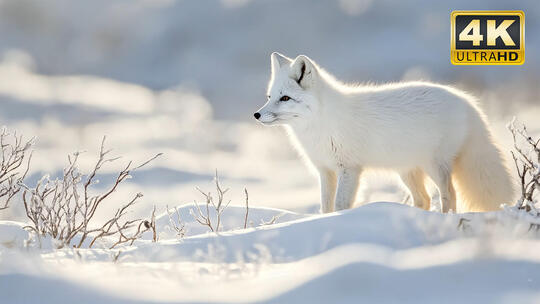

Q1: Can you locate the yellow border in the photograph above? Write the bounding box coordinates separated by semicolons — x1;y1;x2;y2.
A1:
450;10;525;65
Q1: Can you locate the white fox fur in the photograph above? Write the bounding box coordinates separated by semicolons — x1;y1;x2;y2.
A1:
255;52;514;213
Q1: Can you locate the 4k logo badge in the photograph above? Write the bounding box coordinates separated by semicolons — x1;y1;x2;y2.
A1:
451;11;525;65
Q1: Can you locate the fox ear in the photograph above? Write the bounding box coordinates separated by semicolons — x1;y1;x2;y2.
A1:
271;52;292;73
290;55;316;89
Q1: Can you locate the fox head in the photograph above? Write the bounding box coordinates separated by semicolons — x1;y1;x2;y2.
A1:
254;52;319;126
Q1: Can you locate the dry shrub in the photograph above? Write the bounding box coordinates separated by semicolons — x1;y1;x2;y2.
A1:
189;171;250;232
23;136;161;248
508;119;540;212
0;127;33;211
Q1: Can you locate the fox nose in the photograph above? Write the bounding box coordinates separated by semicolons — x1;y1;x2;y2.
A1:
254;112;261;119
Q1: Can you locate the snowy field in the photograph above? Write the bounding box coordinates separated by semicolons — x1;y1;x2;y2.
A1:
1;0;540;303
2;202;540;303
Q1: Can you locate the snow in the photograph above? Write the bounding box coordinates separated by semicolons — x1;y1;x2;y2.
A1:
2;202;540;303
148;202;306;240
0;221;29;248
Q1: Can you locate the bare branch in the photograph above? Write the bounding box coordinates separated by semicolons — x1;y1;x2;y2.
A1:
508;119;540;213
0;128;34;211
244;188;249;229
190;171;232;233
167;205;185;239
146;205;158;242
23;136;161;249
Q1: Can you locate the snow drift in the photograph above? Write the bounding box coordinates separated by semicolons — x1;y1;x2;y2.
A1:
2;202;540;303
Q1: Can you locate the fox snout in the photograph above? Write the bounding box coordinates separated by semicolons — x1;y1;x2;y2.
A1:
253;110;278;124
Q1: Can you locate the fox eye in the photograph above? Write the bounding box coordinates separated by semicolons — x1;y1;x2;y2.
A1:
280;96;291;101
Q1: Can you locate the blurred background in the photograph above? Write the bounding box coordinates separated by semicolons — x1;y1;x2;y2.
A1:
0;0;538;220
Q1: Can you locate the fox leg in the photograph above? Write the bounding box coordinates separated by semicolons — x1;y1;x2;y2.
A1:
426;163;456;213
335;167;362;211
399;168;431;210
319;168;337;213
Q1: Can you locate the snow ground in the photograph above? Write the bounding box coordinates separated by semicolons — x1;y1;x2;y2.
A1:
2;202;540;303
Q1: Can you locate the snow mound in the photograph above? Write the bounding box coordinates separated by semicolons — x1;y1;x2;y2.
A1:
0;221;29;249
132;202;460;263
149;203;307;240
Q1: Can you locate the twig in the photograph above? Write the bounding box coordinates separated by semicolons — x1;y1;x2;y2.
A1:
260;214;281;226
244;188;249;229
190;171;231;232
112;251;122;263
146;205;158;242
23;136;161;248
0;127;34;211
508;118;540;212
167;205;186;239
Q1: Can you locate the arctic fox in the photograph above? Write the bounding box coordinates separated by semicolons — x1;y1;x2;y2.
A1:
254;52;514;213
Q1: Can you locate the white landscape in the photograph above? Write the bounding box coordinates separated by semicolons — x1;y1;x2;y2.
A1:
1;0;540;303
